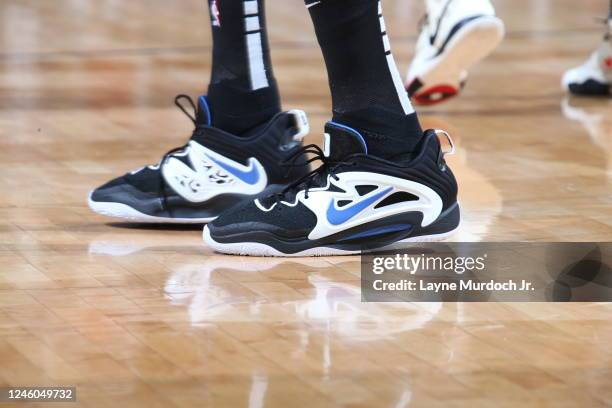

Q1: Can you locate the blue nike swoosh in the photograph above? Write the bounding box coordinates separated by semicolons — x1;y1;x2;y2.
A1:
326;187;393;226
206;155;260;185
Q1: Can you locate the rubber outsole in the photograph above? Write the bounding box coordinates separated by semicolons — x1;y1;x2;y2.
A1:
406;15;505;105
567;80;612;96
88;194;215;224
203;224;460;257
412;84;459;106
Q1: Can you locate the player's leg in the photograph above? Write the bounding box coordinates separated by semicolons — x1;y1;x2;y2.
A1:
562;0;612;96
406;0;505;105
204;0;460;256
306;0;423;158
207;0;279;134
88;0;311;223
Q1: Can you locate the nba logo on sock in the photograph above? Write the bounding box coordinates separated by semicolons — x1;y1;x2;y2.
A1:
210;0;221;27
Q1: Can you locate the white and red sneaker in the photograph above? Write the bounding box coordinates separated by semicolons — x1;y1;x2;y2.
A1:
405;0;505;105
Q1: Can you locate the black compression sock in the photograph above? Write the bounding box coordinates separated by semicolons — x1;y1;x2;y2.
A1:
206;0;281;135
306;0;422;159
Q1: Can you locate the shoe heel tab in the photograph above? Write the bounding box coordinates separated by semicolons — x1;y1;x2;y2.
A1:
433;129;456;157
287;109;310;141
422;129;455;171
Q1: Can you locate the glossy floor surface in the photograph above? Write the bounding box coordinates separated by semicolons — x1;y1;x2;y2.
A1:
1;0;612;406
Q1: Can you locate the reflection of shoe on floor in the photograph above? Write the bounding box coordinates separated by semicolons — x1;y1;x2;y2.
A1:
89;240;150;256
562;97;612;174
162;259;440;333
562;20;612;96
88;232;196;256
163;258;355;324
89;95;311;223
405;0;505;105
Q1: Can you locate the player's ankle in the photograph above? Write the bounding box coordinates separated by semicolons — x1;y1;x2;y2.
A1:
207;82;281;136
332;108;423;161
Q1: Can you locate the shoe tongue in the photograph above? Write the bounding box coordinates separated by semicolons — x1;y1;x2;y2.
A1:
323;122;368;161
196;95;212;126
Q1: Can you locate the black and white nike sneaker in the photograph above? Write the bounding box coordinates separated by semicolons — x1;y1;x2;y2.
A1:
88;95;311;223
204;122;460;256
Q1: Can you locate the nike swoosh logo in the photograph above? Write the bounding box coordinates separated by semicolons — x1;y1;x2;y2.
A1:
206;155;260;185
326;187;393;226
429;0;452;45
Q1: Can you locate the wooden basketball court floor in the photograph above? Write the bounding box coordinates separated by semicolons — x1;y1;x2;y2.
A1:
1;0;611;406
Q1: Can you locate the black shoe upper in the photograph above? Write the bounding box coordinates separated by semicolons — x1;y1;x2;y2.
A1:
91;95;311;219
208;123;458;240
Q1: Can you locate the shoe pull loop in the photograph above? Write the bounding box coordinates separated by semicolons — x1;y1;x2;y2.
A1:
174;94;197;125
434;129;455;171
287;109;310;141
